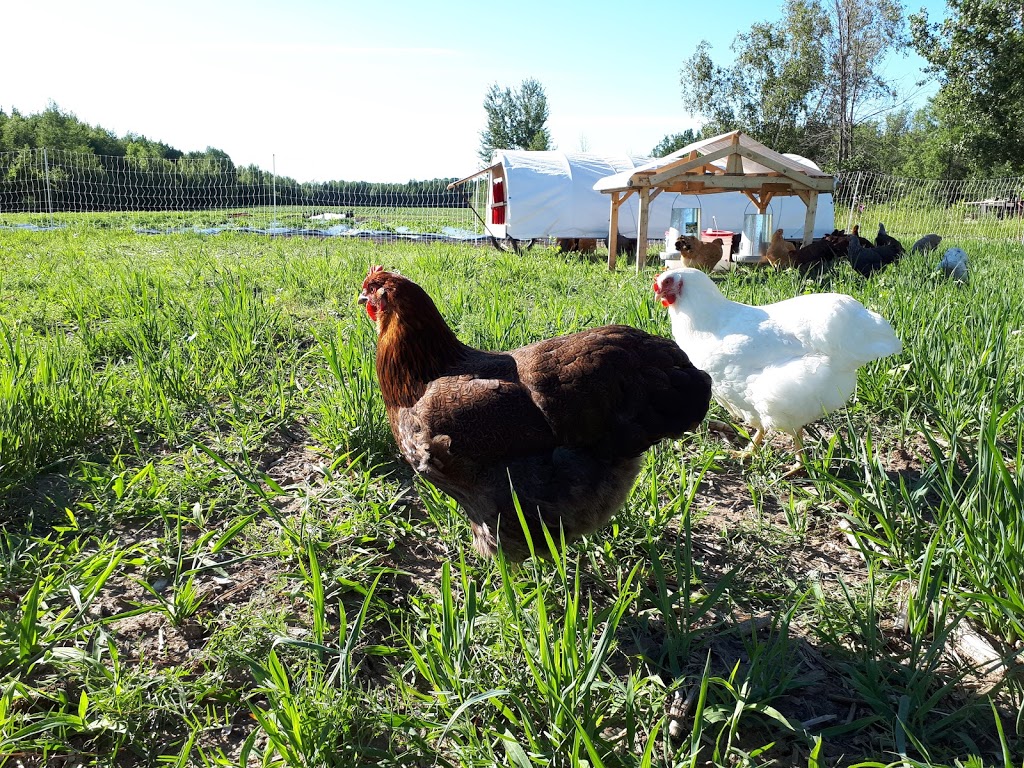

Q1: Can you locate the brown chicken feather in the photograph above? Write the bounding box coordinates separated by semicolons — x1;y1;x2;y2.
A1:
359;267;712;560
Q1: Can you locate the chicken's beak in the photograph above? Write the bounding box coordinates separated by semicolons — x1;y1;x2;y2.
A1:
359;290;379;322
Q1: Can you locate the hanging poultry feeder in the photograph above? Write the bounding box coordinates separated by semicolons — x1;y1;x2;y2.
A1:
670;198;701;238
660;196;702;265
737;209;774;262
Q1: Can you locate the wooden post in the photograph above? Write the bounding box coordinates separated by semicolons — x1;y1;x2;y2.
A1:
608;191;621;271
636;188;650;272
725;132;743;175
802;190;818;246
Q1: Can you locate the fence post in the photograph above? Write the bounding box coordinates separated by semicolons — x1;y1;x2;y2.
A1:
271;153;277;230
845;171;863;235
42;148;54;227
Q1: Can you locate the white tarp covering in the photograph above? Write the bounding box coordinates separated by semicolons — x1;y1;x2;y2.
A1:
455;139;834;242
491;150;679;239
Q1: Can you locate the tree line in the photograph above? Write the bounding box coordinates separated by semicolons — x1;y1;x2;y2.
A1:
0;105;468;211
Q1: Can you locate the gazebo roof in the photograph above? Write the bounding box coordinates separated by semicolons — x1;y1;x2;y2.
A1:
593;130;833;196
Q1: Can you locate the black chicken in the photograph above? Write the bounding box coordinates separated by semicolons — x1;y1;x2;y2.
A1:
847;231;901;277
875;222;905;255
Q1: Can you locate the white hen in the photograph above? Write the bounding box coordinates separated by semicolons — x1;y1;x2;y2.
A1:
653;267;902;467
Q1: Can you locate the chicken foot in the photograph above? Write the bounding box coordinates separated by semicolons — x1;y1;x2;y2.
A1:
723;427;809;478
725;428;765;461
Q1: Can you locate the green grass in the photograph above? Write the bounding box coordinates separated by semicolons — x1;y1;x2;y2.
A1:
1;227;1023;766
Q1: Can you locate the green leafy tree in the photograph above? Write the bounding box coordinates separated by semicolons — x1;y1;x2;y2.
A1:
478;78;552;164
816;0;906;169
1;108;36;152
26;102;95;153
856;103;974;179
679;3;827;157
125;135;183;161
651;128;701;157
680;0;906;170
910;1;1024;176
87;125;124;157
844;106;928;174
0;102;473;210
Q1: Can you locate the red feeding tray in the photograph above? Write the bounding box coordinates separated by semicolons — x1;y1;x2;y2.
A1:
702;229;734;240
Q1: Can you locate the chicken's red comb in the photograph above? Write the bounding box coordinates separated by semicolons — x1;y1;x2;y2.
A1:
368;264;385;276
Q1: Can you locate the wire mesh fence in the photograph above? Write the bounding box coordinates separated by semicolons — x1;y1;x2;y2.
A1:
835;171;1024;244
0;148;489;242
3;148;1024;246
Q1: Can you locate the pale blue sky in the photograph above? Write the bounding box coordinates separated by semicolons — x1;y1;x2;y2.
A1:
3;0;947;182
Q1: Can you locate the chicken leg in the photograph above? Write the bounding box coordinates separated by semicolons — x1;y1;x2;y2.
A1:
726;426;809;478
780;430;807;478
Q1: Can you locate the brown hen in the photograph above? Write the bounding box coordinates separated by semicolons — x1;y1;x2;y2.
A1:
359;267;712;560
765;229;797;268
674;235;724;272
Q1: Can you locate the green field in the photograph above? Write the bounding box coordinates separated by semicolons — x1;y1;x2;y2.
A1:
1;228;1022;766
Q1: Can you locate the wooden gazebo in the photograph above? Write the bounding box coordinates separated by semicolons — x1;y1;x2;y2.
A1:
593;131;835;271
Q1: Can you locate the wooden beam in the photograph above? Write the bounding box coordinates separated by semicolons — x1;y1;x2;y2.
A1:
608;191;622;270
688;159;831;192
664;182;723;195
732;146;834;191
646;144;742;186
693;176;829;191
802;191;818;247
636;188;651;272
627;171;657;188
742;190;778;213
725;132;744;174
446;162;499;189
657;184;808;197
658;183;792;196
